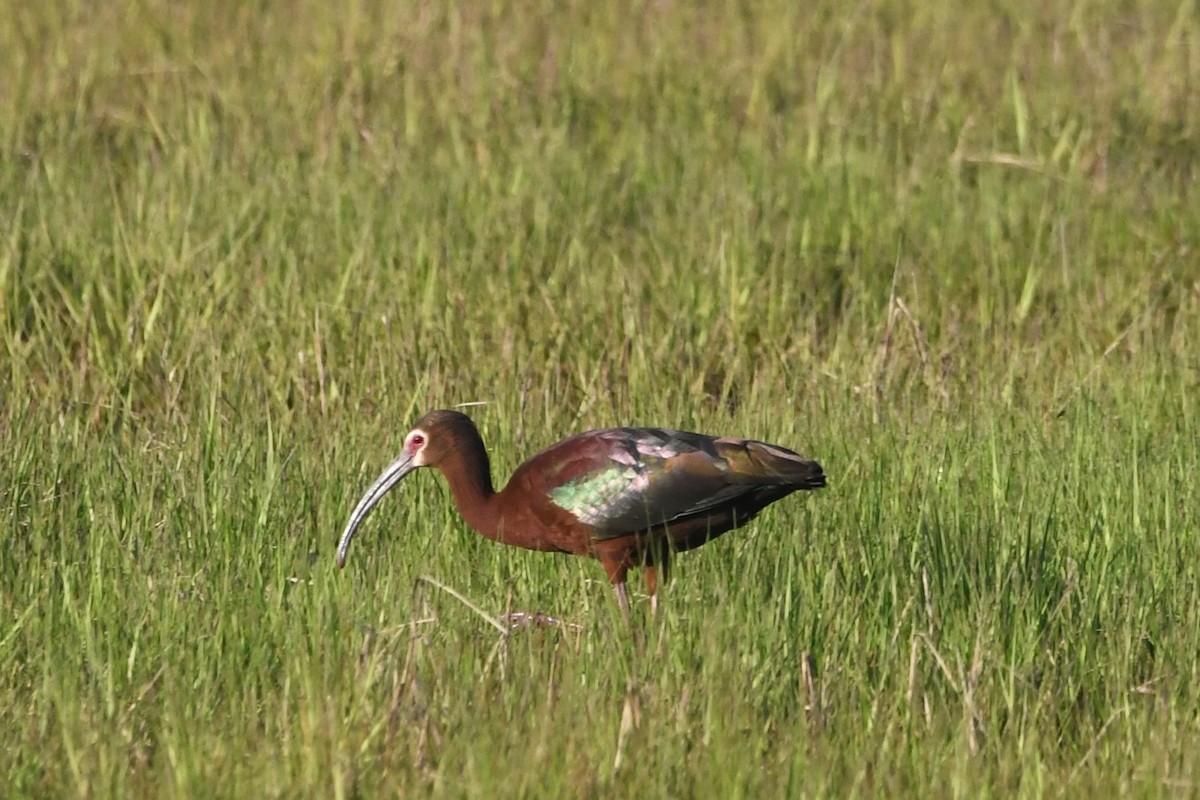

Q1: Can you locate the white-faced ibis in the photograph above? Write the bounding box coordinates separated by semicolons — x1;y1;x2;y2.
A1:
336;410;825;615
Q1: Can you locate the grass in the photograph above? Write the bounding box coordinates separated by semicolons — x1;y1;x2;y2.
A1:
2;0;1199;795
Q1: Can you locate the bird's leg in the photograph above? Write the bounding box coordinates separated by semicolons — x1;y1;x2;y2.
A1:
644;565;659;616
614;582;631;620
643;548;669;616
600;553;632;624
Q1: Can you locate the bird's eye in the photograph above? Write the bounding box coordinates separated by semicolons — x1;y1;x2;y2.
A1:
410;434;425;449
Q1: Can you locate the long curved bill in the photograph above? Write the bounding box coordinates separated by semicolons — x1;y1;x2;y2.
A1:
336;451;417;567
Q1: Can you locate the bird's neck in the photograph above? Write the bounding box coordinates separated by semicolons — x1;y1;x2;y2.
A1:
439;444;503;539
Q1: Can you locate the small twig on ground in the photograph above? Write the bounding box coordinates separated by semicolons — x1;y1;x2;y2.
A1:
415;574;508;635
1053;316;1141;417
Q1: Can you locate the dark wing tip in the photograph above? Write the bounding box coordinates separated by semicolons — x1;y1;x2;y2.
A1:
800;461;827;490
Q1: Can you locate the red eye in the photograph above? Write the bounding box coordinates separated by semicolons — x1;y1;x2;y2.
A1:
410;434;425;449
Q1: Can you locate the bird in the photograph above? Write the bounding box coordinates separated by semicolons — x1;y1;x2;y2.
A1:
336;409;825;616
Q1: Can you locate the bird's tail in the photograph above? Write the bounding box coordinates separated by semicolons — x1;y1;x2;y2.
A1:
718;438;827;490
791;459;826;489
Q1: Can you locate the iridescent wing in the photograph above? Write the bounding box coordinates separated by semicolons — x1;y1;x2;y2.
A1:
534;428;824;539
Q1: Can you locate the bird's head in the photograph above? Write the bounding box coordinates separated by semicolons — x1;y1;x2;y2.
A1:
335;410;483;567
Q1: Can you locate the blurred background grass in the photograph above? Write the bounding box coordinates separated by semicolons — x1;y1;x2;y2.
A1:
2;0;1198;796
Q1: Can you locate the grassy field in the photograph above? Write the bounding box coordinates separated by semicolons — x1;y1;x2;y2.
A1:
3;0;1199;796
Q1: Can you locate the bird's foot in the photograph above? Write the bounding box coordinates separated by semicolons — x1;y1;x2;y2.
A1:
498;611;582;632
